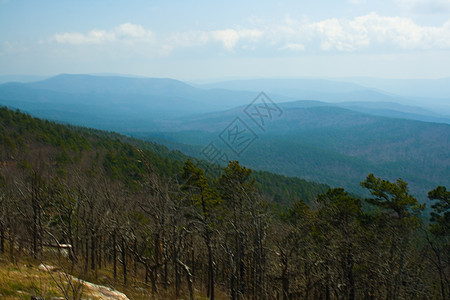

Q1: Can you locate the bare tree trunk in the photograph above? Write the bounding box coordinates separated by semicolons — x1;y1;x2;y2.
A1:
178;259;195;300
67;212;75;268
229;251;237;300
207;241;215;300
122;238;127;285
325;272;331;300
84;238;89;273
200;188;215;300
32;192;38;259
31;170;43;259
133;238;137;277
154;234;163;289
38;206;43;257
191;237;195;284
393;235;409;299
150;266;158;294
175;253;181;298
427;236;447;300
91;233;96;271
98;235;102;270
9;231;14;261
281;252;289;300
238;236;246;298
347;245;355;300
0;223;4;253
112;232;117;281
164;258;168;290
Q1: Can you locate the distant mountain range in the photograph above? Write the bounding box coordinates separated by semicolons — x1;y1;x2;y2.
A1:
1;74;450;127
0;74;49;84
197;77;450;115
0;74;449;199
0;74;270;131
339;77;450;99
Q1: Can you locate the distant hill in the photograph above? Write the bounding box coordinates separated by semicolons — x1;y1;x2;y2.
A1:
27;73;198;96
133;102;450;199
332;101;450;124
340;77;450;99
0;74;49;84
0;74;283;131
198;78;367;94
198;77;450;118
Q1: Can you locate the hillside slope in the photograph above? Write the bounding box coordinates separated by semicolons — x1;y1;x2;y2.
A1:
0;106;327;204
136;103;450;198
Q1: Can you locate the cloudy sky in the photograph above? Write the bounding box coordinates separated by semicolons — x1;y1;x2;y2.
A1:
1;0;450;80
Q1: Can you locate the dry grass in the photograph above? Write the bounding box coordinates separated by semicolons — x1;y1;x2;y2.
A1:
0;255;62;299
0;252;117;299
0;252;229;300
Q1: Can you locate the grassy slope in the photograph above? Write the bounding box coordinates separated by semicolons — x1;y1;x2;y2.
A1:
0;253;228;300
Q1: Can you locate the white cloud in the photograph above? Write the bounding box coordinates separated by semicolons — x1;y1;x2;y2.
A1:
158;44;174;57
168;31;210;48
211;29;263;50
53;23;152;45
0;40;28;56
271;12;450;52
348;0;366;4
49;14;450;56
312;17;371;51
279;43;306;51
54;31;108;45
115;23;149;39
351;13;450;49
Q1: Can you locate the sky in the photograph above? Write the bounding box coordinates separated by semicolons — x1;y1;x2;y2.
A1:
1;0;450;80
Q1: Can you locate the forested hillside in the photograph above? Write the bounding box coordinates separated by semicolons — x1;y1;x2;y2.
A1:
0;106;449;299
138;103;450;198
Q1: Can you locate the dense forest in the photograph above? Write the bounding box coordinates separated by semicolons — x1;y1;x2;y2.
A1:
136;103;450;198
0;106;449;299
